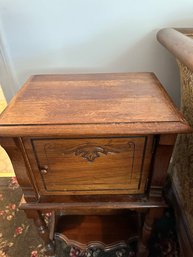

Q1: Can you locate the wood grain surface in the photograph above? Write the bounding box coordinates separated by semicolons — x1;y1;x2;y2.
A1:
0;73;191;136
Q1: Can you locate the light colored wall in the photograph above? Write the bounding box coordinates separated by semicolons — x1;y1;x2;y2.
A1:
0;0;193;103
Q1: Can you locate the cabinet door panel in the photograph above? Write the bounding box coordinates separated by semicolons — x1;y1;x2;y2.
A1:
24;136;153;195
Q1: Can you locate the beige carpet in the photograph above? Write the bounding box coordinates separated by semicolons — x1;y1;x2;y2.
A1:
0;86;14;177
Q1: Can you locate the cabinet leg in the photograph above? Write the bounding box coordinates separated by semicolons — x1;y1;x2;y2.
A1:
137;208;164;257
25;210;55;256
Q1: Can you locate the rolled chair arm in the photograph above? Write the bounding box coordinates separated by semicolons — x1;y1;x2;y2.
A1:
157;28;193;71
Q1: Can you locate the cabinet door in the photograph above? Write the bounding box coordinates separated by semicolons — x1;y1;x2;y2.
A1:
24;136;154;195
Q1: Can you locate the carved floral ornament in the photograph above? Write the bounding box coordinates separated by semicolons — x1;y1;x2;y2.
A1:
45;141;135;162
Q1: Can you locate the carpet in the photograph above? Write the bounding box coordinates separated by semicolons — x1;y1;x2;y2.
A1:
0;177;179;257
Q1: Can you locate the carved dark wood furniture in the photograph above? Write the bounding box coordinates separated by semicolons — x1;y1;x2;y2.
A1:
0;73;191;257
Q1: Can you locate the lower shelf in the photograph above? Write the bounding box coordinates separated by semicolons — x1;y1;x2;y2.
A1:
55;212;141;248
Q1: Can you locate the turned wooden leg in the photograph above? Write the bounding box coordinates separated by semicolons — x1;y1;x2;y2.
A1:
137;208;164;257
25;210;55;256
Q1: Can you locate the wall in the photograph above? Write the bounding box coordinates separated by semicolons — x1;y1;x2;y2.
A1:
0;0;193;103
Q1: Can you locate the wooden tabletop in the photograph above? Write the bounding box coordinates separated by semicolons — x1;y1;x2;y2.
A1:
0;73;191;136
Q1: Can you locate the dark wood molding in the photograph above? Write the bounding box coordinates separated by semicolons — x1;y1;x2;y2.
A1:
55;233;131;251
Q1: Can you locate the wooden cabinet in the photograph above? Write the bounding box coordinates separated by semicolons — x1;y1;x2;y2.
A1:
0;73;191;257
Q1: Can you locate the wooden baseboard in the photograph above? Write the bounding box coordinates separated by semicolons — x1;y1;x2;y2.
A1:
168;179;193;257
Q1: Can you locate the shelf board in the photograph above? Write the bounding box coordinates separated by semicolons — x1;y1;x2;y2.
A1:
55;213;140;246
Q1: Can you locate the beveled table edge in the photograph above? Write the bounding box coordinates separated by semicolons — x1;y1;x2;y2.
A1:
0;121;191;137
